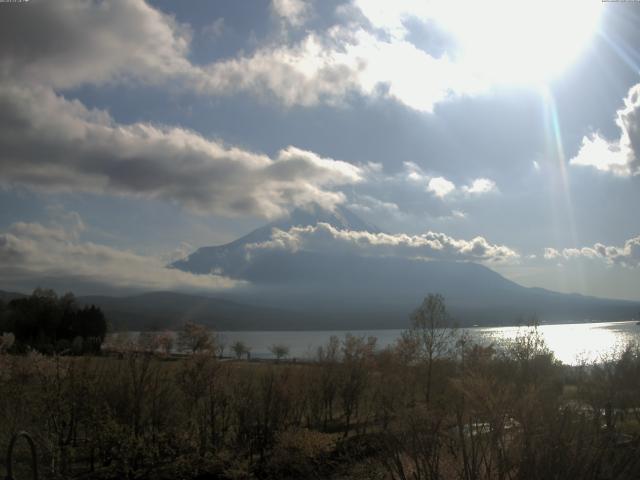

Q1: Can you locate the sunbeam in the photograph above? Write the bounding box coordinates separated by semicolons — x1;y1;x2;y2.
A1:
540;86;587;293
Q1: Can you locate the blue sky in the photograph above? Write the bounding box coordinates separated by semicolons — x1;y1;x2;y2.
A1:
0;0;639;300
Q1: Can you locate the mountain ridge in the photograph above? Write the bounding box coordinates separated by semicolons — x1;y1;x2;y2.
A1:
1;286;637;332
172;205;381;275
2;208;638;331
172;206;640;328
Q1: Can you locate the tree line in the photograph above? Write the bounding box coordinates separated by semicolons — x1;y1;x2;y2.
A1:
0;288;107;355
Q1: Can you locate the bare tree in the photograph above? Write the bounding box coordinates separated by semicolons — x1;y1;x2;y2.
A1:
339;334;376;437
316;335;341;430
156;331;174;356
232;340;249;360
177;322;214;354
269;343;290;362
407;293;457;404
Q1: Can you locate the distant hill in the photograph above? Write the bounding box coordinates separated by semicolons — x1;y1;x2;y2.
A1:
0;290;27;303
77;291;301;331
171;207;640;329
3;285;637;333
1;289;301;332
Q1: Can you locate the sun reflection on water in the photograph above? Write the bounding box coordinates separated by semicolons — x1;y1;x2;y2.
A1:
478;321;639;366
111;321;640;366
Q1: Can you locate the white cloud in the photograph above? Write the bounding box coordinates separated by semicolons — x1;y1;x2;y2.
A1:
353;0;433;39
0;84;362;218
0;1;367;219
427;177;456;198
404;162;428;183
206;25;483;111
197;0;601;109
462;178;497;195
543;236;640;267
544;248;561;260
570;84;640;176
0;218;239;292
353;0;601;86
272;0;310;27
425;175;497;199
0;0;492;113
247;222;519;263
1;0;596;116
197;28;362;108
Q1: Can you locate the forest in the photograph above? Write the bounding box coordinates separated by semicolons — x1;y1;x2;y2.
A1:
0;289;107;355
1;293;640;479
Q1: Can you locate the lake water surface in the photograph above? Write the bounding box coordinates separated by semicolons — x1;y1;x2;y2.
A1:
111;320;640;366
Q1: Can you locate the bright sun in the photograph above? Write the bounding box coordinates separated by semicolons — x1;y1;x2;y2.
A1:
433;0;603;85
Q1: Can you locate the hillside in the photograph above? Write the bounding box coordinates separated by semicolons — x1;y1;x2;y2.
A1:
172;207;640;328
76;292;301;331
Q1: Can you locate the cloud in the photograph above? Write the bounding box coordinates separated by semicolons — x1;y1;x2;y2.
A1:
0;0;193;90
544;248;561;260
197;28;362;108
427;177;456;198
5;0;589;116
0;1;366;218
352;0;433;39
0;0;461;111
198;24;484;112
348;195;402;217
272;0;310;27
403;162;428;183
0;84;362;218
543;236;640;267
353;0;601;86
0;0;489;113
161;242;196;264
247;222;519;263
401;163;497;199
462;178;497;195
0;217;240;293
569;84;640;176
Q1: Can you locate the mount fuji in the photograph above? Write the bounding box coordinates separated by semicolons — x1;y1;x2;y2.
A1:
171;206;640;329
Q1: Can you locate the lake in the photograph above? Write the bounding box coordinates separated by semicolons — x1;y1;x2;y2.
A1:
109;320;640;366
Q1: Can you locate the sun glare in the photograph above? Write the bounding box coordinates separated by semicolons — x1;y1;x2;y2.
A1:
433;0;603;85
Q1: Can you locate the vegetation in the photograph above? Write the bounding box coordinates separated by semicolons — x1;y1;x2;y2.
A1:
1;292;640;479
269;343;290;362
177;321;215;354
0;288;107;354
232;340;251;360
